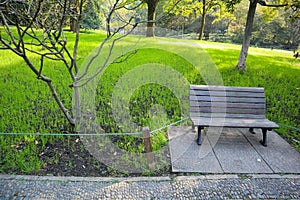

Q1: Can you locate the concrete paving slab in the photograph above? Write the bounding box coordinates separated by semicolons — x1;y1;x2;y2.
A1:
210;128;273;173
168;126;223;173
242;128;300;174
168;126;300;174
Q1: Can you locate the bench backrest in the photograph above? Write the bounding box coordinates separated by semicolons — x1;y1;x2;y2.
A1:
190;85;266;119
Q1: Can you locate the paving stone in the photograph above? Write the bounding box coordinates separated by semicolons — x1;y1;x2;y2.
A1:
242;128;300;174
210;128;273;173
168;126;223;173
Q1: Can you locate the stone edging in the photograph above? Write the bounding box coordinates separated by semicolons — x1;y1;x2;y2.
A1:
1;174;299;183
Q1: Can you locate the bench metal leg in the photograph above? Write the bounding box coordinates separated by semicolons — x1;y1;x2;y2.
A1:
260;128;268;147
249;128;255;134
197;126;203;145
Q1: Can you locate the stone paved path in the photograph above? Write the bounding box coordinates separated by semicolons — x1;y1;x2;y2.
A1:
169;127;300;174
0;174;299;199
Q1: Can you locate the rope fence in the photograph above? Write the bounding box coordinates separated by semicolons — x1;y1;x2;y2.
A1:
150;117;189;134
277;123;300;144
0;118;298;167
0;117;189;170
0;118;298;143
0;118;297;136
278;123;300;131
0;117;190;137
0;132;143;137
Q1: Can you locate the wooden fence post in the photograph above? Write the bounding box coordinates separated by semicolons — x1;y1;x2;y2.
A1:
142;127;155;169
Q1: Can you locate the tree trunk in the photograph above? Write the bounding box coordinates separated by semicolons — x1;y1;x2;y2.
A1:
236;0;258;70
198;0;206;40
146;0;158;37
70;0;79;32
70;19;77;32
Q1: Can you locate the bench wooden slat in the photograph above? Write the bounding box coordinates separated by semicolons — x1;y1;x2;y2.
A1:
189;96;266;103
190;117;279;129
190;112;266;119
190;84;264;93
190;106;265;115
190;101;266;109
190;90;265;98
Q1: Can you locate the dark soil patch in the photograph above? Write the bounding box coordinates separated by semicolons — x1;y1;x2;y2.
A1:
3;137;172;177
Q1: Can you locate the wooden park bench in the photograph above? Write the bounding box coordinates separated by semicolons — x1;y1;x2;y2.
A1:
189;85;279;146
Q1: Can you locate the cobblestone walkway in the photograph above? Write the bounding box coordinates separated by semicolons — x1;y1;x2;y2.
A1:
1;174;299;199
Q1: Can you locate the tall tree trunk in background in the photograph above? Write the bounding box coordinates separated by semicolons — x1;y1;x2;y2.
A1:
236;0;258;70
146;0;159;37
70;19;77;32
198;0;206;40
70;0;79;32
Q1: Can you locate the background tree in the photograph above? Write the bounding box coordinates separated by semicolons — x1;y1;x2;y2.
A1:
226;0;299;49
165;0;233;40
70;0;79;32
197;0;231;40
81;0;102;30
225;0;290;70
252;9;287;47
286;0;300;20
144;0;159;37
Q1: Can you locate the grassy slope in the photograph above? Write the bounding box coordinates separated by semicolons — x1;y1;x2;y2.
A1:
0;32;299;173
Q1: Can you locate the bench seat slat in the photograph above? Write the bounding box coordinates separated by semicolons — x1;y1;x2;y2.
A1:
190;117;279;129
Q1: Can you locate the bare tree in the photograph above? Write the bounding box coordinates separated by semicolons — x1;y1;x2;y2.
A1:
0;0;139;126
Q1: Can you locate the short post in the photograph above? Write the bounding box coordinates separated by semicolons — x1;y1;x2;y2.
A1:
142;127;155;169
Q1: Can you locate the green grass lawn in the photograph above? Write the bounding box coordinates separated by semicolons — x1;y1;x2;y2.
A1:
0;31;299;174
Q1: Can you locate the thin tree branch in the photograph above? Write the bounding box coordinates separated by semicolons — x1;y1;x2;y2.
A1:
76;15;137;82
73;0;84;76
0;36;23;56
106;0;121;37
0;10;18;48
75;23;138;88
258;0;288;7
